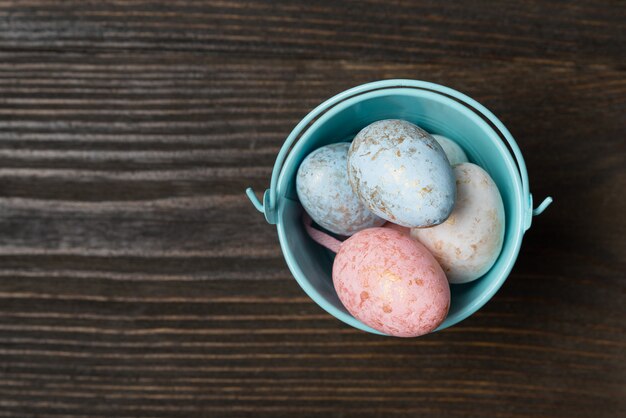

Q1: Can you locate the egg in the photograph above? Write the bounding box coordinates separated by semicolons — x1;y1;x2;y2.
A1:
332;227;450;337
297;142;385;236
347;120;456;228
432;134;469;166
383;222;410;236
411;163;505;284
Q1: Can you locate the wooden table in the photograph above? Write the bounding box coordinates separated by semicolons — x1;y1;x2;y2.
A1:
0;1;624;417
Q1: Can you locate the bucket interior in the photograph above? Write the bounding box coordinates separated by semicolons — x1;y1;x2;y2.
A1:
276;88;524;333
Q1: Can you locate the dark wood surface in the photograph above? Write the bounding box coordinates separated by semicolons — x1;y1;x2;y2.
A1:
0;1;624;417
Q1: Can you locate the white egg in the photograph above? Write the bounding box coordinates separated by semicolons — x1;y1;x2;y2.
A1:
410;163;505;284
432;134;468;166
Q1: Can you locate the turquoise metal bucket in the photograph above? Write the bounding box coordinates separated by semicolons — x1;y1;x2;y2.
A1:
246;79;552;335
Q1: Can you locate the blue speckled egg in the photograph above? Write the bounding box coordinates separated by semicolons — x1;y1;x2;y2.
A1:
432;134;469;166
296;142;385;236
347;120;456;228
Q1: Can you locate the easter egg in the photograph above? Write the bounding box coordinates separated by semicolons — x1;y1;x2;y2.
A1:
347;120;456;228
297;142;385;236
411;163;505;284
383;222;410;236
333;227;450;337
432;134;469;166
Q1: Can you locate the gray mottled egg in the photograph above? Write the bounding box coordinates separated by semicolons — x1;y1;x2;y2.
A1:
296;142;385;236
410;163;505;284
347;120;456;228
432;134;469;166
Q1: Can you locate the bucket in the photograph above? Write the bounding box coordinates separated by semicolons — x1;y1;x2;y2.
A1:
246;79;552;336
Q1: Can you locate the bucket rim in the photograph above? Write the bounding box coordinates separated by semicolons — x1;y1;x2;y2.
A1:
245;79;553;335
276;84;520;333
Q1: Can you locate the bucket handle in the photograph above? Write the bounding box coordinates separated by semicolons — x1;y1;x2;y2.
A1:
245;79;552;229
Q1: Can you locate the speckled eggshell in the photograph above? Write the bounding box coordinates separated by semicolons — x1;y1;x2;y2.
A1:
348;120;456;228
432;134;469;166
411;163;505;284
333;227;450;337
297;142;385;236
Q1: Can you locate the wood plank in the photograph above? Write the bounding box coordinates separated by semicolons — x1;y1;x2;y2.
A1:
0;0;624;66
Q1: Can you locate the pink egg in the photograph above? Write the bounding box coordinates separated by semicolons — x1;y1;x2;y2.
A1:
332;227;450;337
383;222;411;236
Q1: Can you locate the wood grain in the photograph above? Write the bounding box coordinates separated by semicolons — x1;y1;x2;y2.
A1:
0;1;625;417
